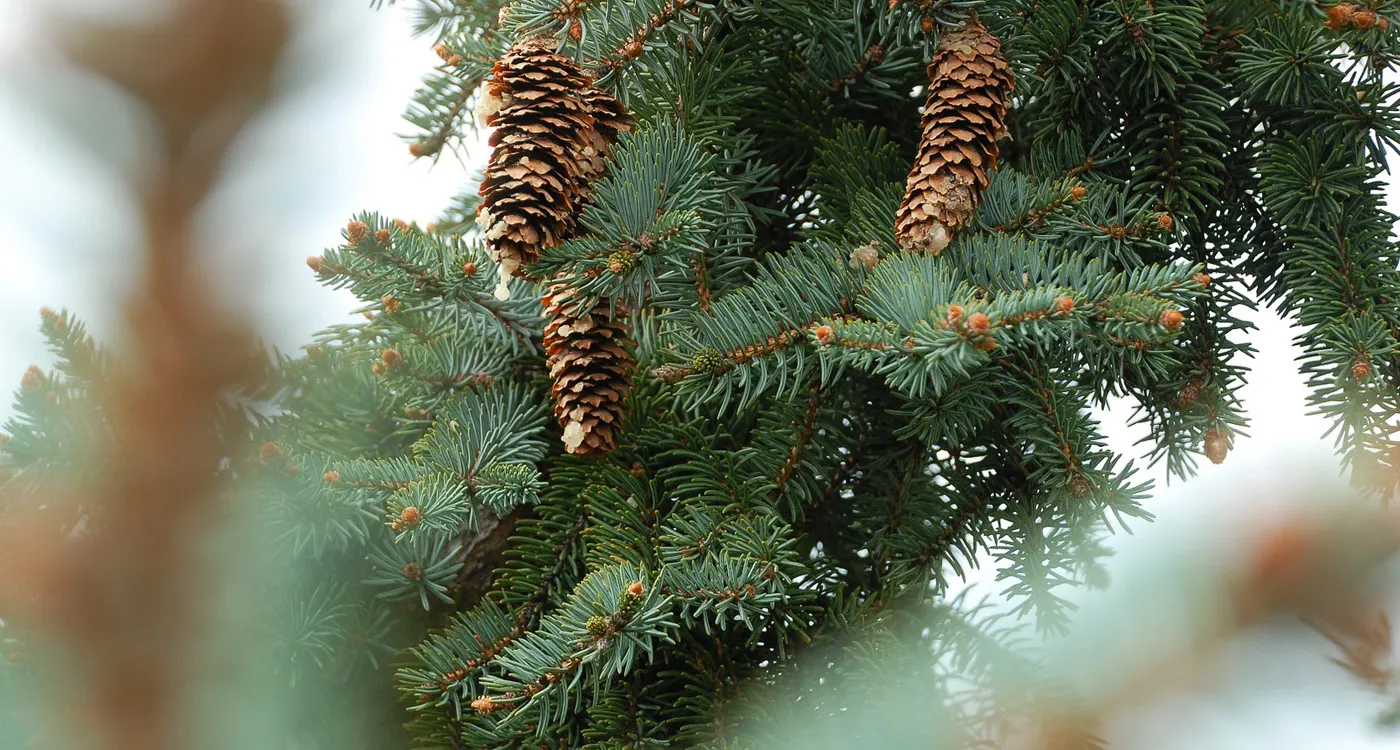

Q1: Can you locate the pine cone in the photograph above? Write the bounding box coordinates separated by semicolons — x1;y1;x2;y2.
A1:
543;284;635;456
895;22;1014;255
477;38;596;286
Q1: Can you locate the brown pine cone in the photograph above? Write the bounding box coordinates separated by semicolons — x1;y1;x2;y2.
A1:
895;22;1015;255
543;283;635;456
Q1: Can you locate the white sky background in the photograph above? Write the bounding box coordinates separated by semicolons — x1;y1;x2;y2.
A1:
0;1;1398;747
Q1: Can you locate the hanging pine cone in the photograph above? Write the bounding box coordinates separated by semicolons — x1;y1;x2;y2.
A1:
543;283;635;456
895;21;1014;255
477;38;596;292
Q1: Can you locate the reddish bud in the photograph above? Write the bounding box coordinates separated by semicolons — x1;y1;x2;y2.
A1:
966;312;991;336
627;581;645;597
1159;309;1185;331
1193;272;1211;286
1069;185;1087;200
622;39;644;59
20;366;42;390
1157;213;1174;231
920;15;935;33
402;562;424;581
1327;3;1356;28
346;220;370;244
323;470;340;485
814;325;836;345
306;256;326;273
400;506;423;527
1054;296;1075;315
259;441;283;464
1354;9;1377;27
380;349;402;368
374;228;392;244
1352;353;1372;380
463;261;477;277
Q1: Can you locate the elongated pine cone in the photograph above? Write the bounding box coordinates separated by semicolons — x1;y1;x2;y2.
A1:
476;38;632;298
544;284;635;456
895;22;1014;255
477;39;595;288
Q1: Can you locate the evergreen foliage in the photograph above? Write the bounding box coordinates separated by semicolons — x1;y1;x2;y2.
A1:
5;0;1400;746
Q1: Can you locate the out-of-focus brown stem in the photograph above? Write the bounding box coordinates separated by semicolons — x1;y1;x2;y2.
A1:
0;3;289;749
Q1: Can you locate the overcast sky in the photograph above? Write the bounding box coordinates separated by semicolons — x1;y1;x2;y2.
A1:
1;1;1398;747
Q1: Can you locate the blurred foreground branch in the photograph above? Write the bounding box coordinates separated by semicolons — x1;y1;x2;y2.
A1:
0;2;288;749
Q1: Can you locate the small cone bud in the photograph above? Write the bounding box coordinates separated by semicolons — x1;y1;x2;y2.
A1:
568;18;583;41
393;218;410;233
381;349;402;368
627;581;645;597
966;312;991;336
284;464;299;476
1193;272;1211;286
374;228;391;244
463;261;477;277
259;441;283;464
306;256;326;273
1178;380;1202;409
434;43;450;61
1327;3;1356;28
20;366;43;390
447;54;462;66
814;325;836;345
622;39;644;59
381;293;402;313
1157;213;1174;231
920;15;935;33
1054;297;1075;315
1069;185;1087;200
947;304;964;326
1352;353;1372;380
323;470;340;485
346;220;369;244
1204;428;1229;464
1354;9;1376;27
471;696;501;714
1160;309;1184;330
371;361;385;375
400;506;423;527
409;142;425;157
402;562;424;581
